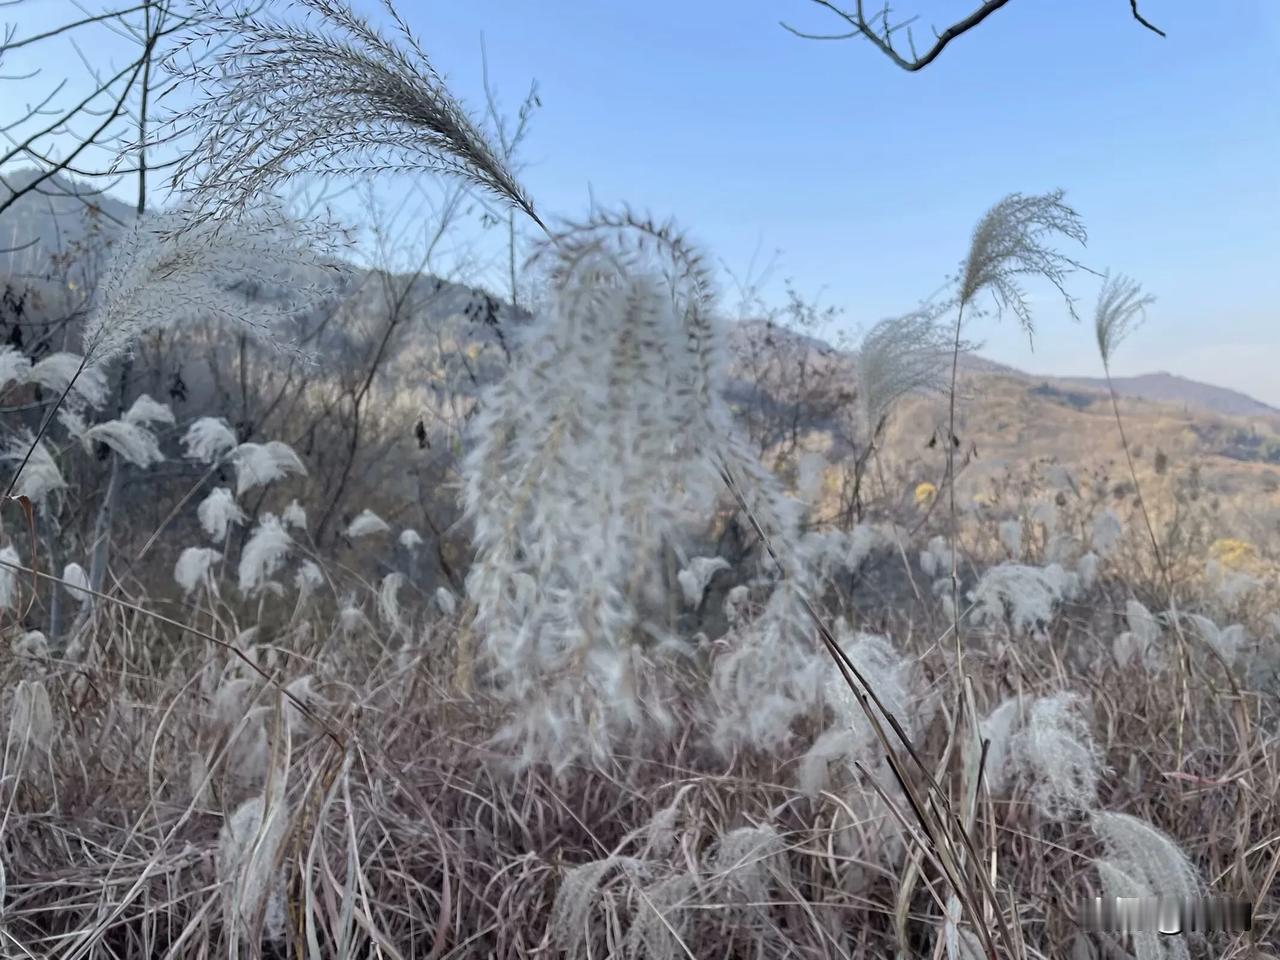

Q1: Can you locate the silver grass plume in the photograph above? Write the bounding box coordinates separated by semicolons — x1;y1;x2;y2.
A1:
1094;860;1164;960
968;562;1080;636
855;307;956;435
942;893;988;960
7;678;56;762
466;211;809;766
345;508;390;538
182;417;239;463
0;546;21;611
1009;693;1103;818
998;518;1023;558
74;419;165;469
1;431;67;508
1094;272;1155;368
218;774;291;953
377;572;406;634
238;514;293;595
230;441;307;496
699;824;793;952
123;394;175;427
0;345;28;390
977;696;1023;794
958;190;1089;333
1091;811;1200;960
705;823;790;906
81;203;343;368
797;629;923;796
1091;509;1124;556
61;563;91;606
676;556;729;608
166;0;541;229
550;856;649;958
1114;599;1164;669
978;692;1105;818
27;353;108;408
624;873;698;960
281;500;308;531
175;546;223;597
198;487;247;544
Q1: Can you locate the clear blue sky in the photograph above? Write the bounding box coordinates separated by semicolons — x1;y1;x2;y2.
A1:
5;1;1279;402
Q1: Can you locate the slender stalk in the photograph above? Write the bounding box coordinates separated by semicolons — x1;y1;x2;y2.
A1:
1102;361;1193;762
1103;367;1166;583
945;301;967;674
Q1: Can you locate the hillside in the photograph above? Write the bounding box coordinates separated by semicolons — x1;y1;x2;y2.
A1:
4;166;1278;495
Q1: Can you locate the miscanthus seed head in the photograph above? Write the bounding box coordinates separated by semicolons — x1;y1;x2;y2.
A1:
81;203;344;368
175;546;223;596
231;441;307;496
182;417;239;463
1;432;67;508
198;487;247;544
958;189;1088;334
167;0;540;227
238;514;293;595
346;508;390;538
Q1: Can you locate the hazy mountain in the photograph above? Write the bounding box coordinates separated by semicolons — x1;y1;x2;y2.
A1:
1050;372;1279;418
0;168;135;276
2;167;1274;422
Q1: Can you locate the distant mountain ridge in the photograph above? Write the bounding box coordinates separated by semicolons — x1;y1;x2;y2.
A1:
955;354;1279;419
3;167;1275;421
1053;372;1279;418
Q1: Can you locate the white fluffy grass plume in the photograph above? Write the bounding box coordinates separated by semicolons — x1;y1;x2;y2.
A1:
198;487;248;543
550;856;650;956
122;394;174;427
1;431;67;507
7;679;56;767
0;344;29;389
1090;811;1200;960
26;352;108;408
1009;693;1103;818
464;212;815;767
76;419;165;468
1090;811;1201;900
293;560;324;600
175;547;222;596
182;417;239;463
968;562;1079;635
0;544;21;610
345;508;390;538
1094;272;1156;367
854;308;955;435
238;514;293;595
798;629;924;796
281;499;307;531
61;562;91;605
231;441;307;495
80;204;343;368
677;556;729;608
218;783;291;950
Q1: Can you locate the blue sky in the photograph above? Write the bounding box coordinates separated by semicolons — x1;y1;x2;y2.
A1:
5;1;1279;401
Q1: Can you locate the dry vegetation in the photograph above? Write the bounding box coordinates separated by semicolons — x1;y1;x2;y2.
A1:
1;1;1278;959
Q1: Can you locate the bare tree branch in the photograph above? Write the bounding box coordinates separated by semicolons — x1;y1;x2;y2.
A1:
1130;0;1167;37
782;0;1164;71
